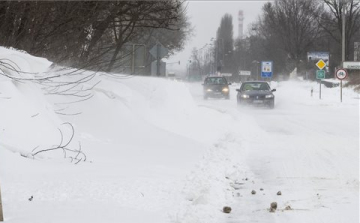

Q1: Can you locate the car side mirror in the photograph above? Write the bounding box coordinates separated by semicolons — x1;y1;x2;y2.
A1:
236;89;241;92
228;83;232;85
271;89;276;92
202;83;204;86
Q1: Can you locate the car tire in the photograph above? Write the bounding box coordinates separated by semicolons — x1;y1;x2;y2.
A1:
225;95;230;100
204;95;208;100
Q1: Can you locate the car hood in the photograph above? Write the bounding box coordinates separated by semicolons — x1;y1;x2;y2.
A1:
240;90;272;96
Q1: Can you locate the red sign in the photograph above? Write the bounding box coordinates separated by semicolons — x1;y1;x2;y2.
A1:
336;69;348;80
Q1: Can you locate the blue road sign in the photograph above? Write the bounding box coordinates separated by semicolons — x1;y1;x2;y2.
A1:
261;61;273;78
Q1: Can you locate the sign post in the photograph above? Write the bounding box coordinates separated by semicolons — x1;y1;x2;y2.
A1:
149;42;168;76
316;59;326;99
0;184;3;221
336;68;348;102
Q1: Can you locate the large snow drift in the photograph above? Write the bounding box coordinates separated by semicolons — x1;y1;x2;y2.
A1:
0;47;358;223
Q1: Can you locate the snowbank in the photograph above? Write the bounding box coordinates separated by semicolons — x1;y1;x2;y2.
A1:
0;47;237;223
0;47;358;223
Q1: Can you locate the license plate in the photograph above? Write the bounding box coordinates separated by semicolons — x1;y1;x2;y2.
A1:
253;100;263;104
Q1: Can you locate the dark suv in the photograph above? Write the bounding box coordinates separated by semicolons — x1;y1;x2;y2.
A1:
202;76;231;100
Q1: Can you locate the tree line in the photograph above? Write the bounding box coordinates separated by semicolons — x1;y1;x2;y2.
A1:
191;0;360;81
0;1;191;73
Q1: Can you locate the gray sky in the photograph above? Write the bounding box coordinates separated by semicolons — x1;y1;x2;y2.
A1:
167;0;270;74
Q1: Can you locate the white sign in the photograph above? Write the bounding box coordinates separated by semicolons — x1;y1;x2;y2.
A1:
261;61;273;78
239;70;251;76
343;61;360;70
336;68;348;80
307;51;329;61
221;73;232;77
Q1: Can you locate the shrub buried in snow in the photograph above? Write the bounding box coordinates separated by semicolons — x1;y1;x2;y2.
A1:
223;206;232;213
270;202;277;212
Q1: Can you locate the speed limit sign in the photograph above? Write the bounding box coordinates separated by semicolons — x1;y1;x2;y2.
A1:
336;69;348;80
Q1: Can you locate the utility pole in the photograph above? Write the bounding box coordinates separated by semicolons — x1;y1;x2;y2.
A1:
132;44;135;74
341;0;346;67
215;39;218;73
156;43;160;76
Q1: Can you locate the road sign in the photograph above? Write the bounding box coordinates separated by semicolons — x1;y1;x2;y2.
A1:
343;61;360;70
239;70;251;76
221;73;232;77
336;69;348;103
307;52;329;61
316;70;325;79
316;59;326;70
149;43;168;59
336;68;348;80
151;60;166;76
261;61;273;78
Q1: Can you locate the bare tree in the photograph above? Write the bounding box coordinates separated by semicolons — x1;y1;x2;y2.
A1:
0;1;191;74
259;0;322;68
190;47;202;76
318;0;360;61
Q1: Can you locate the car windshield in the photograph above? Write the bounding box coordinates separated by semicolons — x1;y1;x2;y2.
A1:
205;77;227;85
241;82;270;91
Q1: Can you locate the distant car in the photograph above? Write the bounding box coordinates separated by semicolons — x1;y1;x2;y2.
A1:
236;81;276;108
202;76;231;100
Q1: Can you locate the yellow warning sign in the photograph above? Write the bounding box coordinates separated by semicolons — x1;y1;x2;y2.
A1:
316;59;326;70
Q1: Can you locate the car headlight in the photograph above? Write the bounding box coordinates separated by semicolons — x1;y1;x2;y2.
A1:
241;94;249;98
206;89;212;92
265;94;274;98
222;88;229;92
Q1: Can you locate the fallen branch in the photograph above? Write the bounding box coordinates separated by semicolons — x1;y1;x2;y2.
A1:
31;122;86;164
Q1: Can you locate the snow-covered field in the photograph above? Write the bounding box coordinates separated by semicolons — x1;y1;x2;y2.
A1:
0;47;358;223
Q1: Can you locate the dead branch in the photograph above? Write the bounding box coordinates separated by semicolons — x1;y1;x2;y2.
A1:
31;122;87;164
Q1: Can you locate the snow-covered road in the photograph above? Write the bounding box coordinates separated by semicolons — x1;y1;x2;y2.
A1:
187;80;359;223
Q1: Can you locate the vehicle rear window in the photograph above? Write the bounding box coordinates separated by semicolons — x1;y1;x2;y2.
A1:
205;77;227;85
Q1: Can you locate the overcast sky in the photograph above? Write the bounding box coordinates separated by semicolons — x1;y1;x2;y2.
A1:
167;0;270;74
